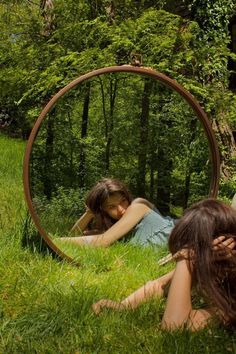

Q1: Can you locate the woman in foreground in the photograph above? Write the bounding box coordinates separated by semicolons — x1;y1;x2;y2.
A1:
92;199;236;330
62;178;175;247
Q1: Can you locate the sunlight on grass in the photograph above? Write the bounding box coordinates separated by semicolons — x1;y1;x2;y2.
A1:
0;134;235;353
0;135;26;233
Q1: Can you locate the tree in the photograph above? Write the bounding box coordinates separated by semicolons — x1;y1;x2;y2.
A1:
185;0;236;182
1;0;236;208
137;78;152;197
40;0;55;36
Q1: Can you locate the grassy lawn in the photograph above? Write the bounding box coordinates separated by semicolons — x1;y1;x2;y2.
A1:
0;134;235;353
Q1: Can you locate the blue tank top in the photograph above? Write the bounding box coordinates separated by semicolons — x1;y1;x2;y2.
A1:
129;208;175;246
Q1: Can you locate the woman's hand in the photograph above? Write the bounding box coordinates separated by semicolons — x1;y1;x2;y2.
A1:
212;235;236;250
91;279;167;315
92;300;125;315
158;236;236;265
92;270;175;315
212;236;236;260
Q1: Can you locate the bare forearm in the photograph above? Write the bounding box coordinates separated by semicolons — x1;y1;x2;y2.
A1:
92;270;175;314
89;203;151;245
69;204;152;246
121;270;175;309
162;259;192;330
57;232;113;247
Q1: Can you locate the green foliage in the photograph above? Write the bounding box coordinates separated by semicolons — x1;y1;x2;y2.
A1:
1;1;236;200
219;173;236;202
1;1;235;137
34;186;89;235
186;0;236;37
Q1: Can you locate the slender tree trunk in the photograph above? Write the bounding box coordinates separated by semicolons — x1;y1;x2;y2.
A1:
149;150;157;200
182;118;197;209
105;1;115;24
99;78;107;136
156;147;172;214
40;0;55;36
43;114;54;199
78;82;91;187
105;78;118;172
100;77;118;173
183;173;191;208
67;111;73;183
229;17;236;90
137;79;152;197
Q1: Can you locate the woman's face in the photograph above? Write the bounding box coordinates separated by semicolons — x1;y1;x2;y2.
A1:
103;193;130;220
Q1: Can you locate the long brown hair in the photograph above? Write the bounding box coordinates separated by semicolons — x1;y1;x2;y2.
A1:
168;198;236;326
85;178;133;230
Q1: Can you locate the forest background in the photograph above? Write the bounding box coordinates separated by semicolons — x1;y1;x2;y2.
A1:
1;0;236;352
1;0;236;216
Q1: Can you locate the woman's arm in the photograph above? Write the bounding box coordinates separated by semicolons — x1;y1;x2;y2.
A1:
91;258;213;329
158;236;236;265
161;259;192;329
65;203;151;247
161;258;212;331
92;270;175;314
71;209;94;234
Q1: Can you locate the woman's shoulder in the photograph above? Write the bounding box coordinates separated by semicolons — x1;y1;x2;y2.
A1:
127;199;151;218
131;198;154;210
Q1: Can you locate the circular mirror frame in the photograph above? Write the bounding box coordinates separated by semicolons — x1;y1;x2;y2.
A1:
23;65;221;264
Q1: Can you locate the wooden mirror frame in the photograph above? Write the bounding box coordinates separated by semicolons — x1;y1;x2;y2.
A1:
23;65;221;264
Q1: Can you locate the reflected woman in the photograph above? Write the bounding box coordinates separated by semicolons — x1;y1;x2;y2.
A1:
61;178;175;247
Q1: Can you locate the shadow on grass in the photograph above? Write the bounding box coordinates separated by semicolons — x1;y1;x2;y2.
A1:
20;211;59;260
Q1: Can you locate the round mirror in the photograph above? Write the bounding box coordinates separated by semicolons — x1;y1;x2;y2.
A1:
23;65;220;263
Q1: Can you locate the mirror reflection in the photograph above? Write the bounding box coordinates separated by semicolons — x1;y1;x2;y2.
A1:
29;72;212;258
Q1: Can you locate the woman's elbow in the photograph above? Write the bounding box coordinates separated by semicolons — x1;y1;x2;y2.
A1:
161;310;191;331
161;317;187;331
161;309;211;331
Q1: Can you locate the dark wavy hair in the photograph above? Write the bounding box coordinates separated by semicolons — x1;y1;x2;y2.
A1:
85;178;133;230
168;198;236;326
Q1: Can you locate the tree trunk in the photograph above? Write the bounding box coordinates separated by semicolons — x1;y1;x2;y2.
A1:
212;117;236;179
149;149;158;202
43;114;54;199
105;1;115;25
229;16;236;90
105;77;118;172
137;79;152;197
156;147;172;214
40;0;55;36
182;118;197;209
78;82;91;187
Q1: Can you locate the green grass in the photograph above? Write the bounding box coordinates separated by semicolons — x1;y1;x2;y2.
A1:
0;135;25;233
0;134;236;353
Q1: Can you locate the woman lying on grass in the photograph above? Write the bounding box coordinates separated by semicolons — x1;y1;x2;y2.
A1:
61;178;175;247
92;199;236;331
